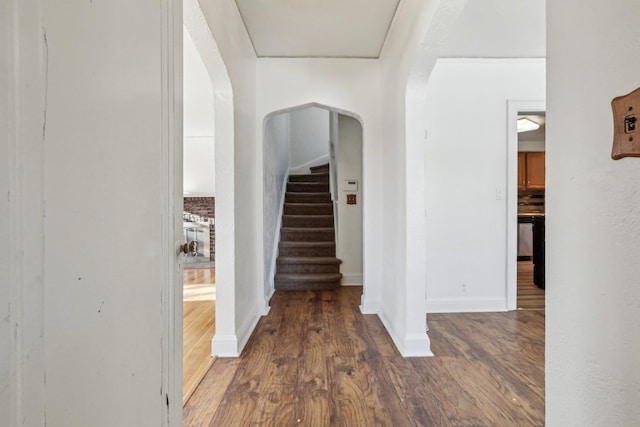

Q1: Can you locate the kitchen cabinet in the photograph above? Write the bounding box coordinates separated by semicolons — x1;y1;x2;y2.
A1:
518;152;545;190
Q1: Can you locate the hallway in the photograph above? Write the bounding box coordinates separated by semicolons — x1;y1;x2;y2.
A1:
184;287;544;426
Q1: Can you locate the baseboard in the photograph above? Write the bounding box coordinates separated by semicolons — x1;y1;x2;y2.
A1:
211;334;239;357
267;172;290;300
211;308;262;357
289;154;330;175
359;294;380;314
378;312;433;357
341;273;363;286
426;297;508;313
236;310;261;355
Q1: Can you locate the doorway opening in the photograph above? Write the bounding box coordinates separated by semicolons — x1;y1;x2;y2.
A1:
262;105;364;298
514;110;545;310
181;24;216;404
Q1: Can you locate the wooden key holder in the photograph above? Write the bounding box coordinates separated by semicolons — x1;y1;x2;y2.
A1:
611;86;640;160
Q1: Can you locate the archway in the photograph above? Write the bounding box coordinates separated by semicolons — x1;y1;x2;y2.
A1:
260;103;365;307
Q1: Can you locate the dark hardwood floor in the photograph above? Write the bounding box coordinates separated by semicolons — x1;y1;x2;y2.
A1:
517;260;545;310
184;287;544;427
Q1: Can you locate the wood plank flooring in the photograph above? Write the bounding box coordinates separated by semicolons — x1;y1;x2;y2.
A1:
183;268;216;405
184;287;544;426
517;260;545;310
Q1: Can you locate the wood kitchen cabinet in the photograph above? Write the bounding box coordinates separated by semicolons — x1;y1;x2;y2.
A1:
518;152;545;190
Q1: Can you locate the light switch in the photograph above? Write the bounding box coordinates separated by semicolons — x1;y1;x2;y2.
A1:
611;86;640;159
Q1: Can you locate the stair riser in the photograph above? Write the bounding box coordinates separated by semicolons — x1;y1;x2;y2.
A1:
284;204;333;215
277;264;341;274
278;245;335;257
289;174;329;183
282;216;334;228
310;164;330;174
281;229;334;242
286;183;329;193
285;193;331;203
275;280;340;291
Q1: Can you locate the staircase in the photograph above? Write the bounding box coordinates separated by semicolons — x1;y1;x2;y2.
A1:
275;164;342;290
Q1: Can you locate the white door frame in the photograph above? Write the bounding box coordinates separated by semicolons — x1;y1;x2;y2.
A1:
161;0;183;424
506;100;546;310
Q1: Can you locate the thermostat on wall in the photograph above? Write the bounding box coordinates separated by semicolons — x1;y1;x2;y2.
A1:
343;180;358;191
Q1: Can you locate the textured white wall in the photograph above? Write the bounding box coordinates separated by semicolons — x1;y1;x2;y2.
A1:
336;115;363;285
441;0;545;58
547;1;640;424
262;113;291;296
290;107;330;171
424;59;545;312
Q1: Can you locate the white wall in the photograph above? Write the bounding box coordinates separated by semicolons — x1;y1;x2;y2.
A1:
197;0;263;356
441;0;545;58
519;125;546;152
256;57;385;327
424;59;545;312
547;1;640;424
183;26;215;196
183;137;215;196
289;107;330;172
336;115;363;285
184;28;215;138
262;113;291;297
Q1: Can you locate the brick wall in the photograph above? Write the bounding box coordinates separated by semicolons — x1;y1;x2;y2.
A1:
183;197;215;262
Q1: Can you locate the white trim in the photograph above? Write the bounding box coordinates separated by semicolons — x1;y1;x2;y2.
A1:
160;0;182;424
212;308;261;358
359;294;380;314
506;100;545;311
7;3;47;423
426;297;508;313
341;273;363;286
266;171;289;302
289;154;330;175
211;334;239;357
378;313;434;357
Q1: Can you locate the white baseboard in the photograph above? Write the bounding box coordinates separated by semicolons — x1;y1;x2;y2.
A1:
289;154;330;175
236;311;261;355
426;297;508;313
341;273;363;286
359;294;379;314
378;312;433;357
212;308;262;357
211;334;239;357
267;172;290;300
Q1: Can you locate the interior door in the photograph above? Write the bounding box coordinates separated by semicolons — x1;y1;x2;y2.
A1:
8;2;186;426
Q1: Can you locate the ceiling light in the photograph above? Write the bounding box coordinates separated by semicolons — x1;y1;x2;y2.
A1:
517;117;540;133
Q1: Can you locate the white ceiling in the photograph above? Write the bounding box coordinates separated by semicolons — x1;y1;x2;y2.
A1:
234;0;400;58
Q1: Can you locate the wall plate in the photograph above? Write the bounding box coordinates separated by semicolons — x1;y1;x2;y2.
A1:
611;86;640;160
